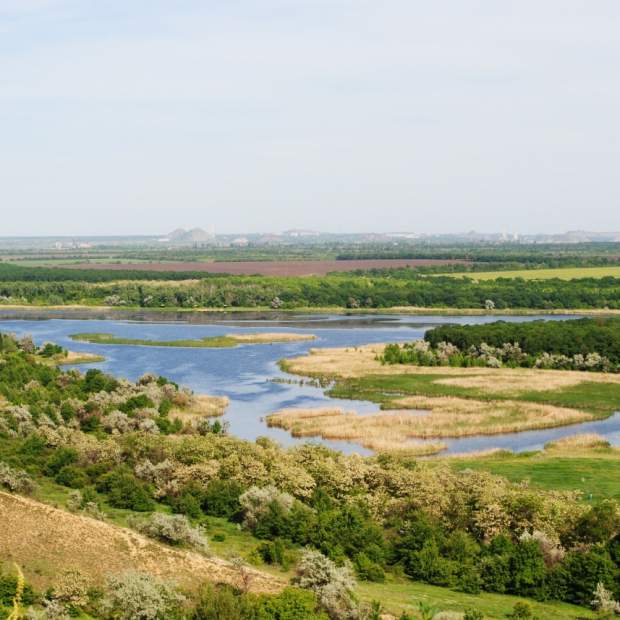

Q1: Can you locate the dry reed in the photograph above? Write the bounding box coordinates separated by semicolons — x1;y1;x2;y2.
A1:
544;433;611;451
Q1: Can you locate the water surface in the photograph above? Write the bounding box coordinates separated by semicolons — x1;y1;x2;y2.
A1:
2;312;613;455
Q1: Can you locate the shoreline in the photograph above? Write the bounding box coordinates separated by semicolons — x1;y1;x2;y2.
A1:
0;303;618;318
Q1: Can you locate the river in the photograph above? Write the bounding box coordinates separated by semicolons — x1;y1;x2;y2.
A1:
1;311;618;456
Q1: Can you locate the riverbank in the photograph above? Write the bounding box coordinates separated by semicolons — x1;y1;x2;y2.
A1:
0;304;620;318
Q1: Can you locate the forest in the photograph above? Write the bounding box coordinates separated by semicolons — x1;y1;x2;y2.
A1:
1;270;620;310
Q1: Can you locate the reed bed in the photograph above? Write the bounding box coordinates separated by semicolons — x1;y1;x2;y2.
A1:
266;407;447;453
390;395;592;436
267;394;593;451
544;433;612;451
229;332;316;343
171;394;229;423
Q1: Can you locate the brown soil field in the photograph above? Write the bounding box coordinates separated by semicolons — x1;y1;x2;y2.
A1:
61;258;469;276
0;491;283;593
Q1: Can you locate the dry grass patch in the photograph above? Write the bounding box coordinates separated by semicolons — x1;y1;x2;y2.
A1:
267;407;446;453
434;370;620;395
267;395;594;451
391;395;593;437
57;350;106;365
544;433;612;451
0;491;283;594
229;332;316;343
283;345;620;393
171;394;229;424
283;344;395;378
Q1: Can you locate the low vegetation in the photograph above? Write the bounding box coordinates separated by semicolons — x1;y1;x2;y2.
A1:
70;331;316;348
0;331;619;619
278;343;620;452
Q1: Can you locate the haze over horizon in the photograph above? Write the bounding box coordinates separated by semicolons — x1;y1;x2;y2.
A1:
1;1;619;236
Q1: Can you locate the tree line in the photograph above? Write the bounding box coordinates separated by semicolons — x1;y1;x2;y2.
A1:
424;317;620;364
1;271;620;309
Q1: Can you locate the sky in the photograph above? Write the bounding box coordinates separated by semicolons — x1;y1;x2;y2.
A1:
1;1;619;236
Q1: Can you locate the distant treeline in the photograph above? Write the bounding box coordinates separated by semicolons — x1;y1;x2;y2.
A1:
1;272;620;309
425;317;620;363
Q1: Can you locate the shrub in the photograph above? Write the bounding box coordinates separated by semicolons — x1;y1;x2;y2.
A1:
96;467;155;511
55;464;89;488
256;587;328;620
191;583;257;620
591;581;620;614
239;485;295;530
45;448;79;476
295;549;357;620
0;461;35;494
256;538;291;569
571;500;620;545
102;571;185;620
551;547;619;606
506;602;537;619
52;568;89;607
507;539;546;599
353;552;385;583
134;513;209;553
202;479;244;519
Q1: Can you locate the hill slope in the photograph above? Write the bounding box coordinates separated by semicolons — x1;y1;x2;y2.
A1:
0;491;283;594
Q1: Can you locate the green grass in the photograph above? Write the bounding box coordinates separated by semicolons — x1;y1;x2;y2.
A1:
71;332;240;348
358;577;594;619
449;449;620;503
443;265;620;281
328;373;620;418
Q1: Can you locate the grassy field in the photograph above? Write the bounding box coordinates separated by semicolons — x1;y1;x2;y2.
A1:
444;265;620;280
70;332;315;348
329;372;620;418
358;578;595;619
448;446;620;503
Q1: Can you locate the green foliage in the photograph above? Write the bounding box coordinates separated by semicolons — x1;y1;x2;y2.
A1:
0;570;36;607
191;585;327;620
550;547;619;606
201;479;244;519
55;464;89;488
44;447;79;476
96;467;155;511
506;601;537;619
425;317;620;365
571;501;620;545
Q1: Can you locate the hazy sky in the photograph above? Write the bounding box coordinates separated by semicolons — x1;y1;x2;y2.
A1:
1;1;619;236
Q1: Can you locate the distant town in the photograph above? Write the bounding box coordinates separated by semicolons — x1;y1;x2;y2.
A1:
1;228;620;250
